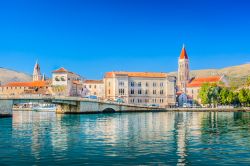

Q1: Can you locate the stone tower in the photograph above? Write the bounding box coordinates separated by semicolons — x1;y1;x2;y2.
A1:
177;45;190;92
33;60;42;81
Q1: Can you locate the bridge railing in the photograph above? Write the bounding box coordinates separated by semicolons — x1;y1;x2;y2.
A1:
0;94;53;99
0;94;165;109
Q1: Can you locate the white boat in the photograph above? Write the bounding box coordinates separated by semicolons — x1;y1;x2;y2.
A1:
32;104;56;112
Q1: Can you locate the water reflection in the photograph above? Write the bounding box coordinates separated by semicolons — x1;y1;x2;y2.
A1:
1;111;249;165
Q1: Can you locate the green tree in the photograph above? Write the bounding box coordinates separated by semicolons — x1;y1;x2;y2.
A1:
227;91;234;104
198;83;210;105
246;89;250;106
238;89;248;106
220;87;229;105
209;85;221;107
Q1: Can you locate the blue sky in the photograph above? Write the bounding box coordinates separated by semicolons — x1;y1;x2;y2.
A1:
0;0;249;79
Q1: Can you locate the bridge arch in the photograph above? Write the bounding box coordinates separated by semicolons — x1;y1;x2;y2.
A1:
102;108;116;113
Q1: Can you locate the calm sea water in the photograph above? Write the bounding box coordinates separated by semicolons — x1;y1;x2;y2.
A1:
0;111;250;165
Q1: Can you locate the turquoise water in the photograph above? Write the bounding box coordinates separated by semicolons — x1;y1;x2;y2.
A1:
1;111;250;165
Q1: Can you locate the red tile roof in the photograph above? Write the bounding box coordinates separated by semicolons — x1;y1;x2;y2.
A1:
72;80;82;85
84;80;103;84
187;76;222;87
3;81;49;87
52;67;79;76
179;46;188;59
52;67;68;73
105;72;167;78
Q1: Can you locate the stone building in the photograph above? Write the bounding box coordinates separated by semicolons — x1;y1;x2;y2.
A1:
83;80;105;99
177;45;190;93
52;67;83;96
176;45;229;105
33;61;42;81
104;72;176;107
0;61;51;95
186;75;228;102
0;81;51;95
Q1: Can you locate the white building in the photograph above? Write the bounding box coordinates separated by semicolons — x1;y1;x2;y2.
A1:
52;67;83;96
104;72;176;107
83;80;105;99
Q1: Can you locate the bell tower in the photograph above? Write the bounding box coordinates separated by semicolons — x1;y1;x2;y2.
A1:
33;60;42;81
177;45;190;92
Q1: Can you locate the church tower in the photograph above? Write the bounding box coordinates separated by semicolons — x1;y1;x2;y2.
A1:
33;60;42;81
177;45;190;92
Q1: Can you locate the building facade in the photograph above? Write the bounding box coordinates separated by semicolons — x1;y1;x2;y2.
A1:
83;80;105;99
52;67;83;96
186;75;228;102
104;72;176;107
0;81;51;95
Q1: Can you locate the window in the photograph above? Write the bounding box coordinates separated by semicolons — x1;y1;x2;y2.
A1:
119;81;124;86
55;76;60;81
160;90;164;95
153;82;157;87
153;90;156;95
160;99;164;103
108;89;110;94
160;82;164;87
130;82;135;87
119;89;125;95
146;82;149;87
94;85;97;89
145;90;148;95
138;89;142;95
138;82;141;87
61;76;65;81
130;89;134;94
108;82;111;87
89;85;91;88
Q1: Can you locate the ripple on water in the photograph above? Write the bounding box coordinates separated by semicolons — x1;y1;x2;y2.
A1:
0;111;250;165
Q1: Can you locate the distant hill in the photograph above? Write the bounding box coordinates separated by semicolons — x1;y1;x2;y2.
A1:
170;63;250;87
0;63;250;88
0;68;32;85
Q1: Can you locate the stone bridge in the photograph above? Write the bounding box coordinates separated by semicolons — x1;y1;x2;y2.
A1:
0;95;164;117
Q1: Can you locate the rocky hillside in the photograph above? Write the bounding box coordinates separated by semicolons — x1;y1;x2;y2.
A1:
0;68;32;85
170;63;250;87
